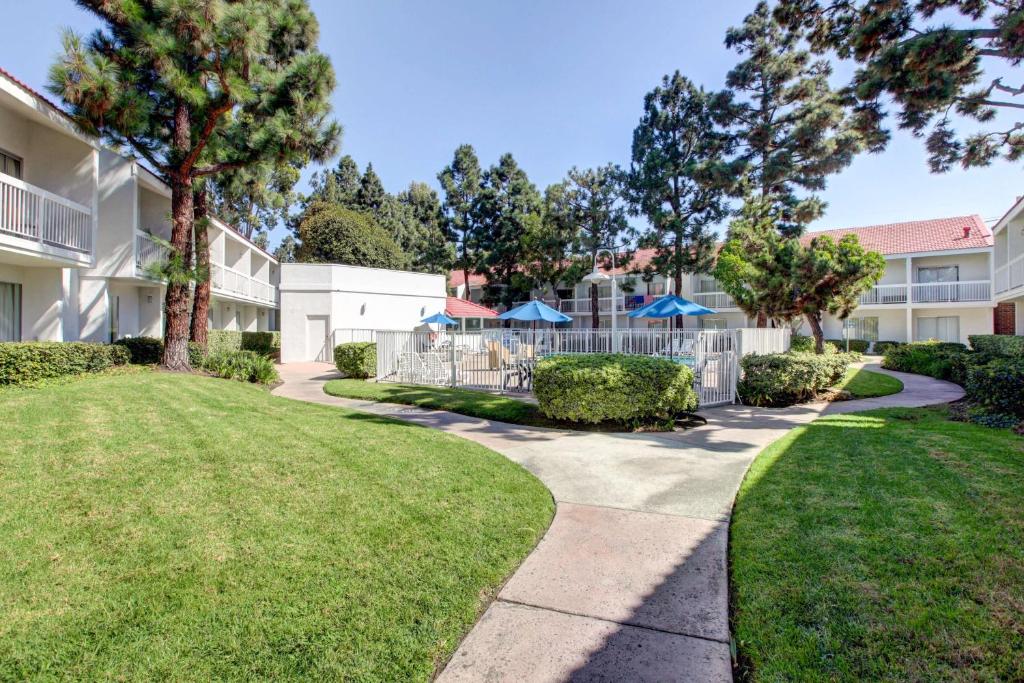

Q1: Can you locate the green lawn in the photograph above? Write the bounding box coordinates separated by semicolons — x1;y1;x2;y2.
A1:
832;367;904;398
730;407;1024;681
324;379;563;428
0;372;553;681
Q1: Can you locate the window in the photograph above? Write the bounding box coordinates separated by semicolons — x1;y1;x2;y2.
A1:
917;266;959;283
465;317;482;332
917;316;960;343
108;294;120;342
697;278;719;293
844;317;879;342
648;282;666;296
0;149;23;179
700;317;727;330
556;288;574;301
0;282;22;341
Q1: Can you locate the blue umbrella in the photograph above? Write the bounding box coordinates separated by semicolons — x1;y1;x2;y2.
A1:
421;312;458;326
498;299;572;324
627;294;715;359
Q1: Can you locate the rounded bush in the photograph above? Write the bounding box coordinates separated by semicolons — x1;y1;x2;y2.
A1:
114;336;164;364
872;341;903;356
738;352;856;407
0;342;129;385
334;342;377;379
297;204;408;269
969;334;1024;358
965;357;1024;418
203;350;279;384
826;338;870;353
882;341;968;383
533;354;697;426
790;334;839;354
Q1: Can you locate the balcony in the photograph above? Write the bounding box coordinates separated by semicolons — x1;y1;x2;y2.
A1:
692;291;737;310
995;254;1024;296
135;231;168;276
0;172;92;258
211;263;277;305
858;281;992;305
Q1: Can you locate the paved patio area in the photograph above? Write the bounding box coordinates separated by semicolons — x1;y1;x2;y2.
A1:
273;362;962;682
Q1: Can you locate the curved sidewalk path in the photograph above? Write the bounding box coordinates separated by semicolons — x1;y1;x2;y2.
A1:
273;362;962;682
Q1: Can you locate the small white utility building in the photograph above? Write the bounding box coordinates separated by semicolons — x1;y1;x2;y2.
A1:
279;263;447;362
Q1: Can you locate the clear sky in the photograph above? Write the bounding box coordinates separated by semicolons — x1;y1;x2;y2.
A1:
2;0;1018;249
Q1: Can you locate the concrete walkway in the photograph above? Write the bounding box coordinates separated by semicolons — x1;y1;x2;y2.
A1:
272;362;962;682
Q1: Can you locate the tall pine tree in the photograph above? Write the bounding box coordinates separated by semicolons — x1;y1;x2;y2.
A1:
438;145;485;299
628;72;734;314
50;0;339;369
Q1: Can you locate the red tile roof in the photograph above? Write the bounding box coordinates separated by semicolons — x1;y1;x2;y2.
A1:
802;215;991;255
445;296;498;318
449;270;488;287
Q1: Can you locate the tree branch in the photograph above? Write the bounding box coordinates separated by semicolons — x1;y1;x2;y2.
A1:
125;136;170;175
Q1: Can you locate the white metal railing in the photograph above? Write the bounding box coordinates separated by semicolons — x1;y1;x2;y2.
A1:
0;172;92;253
359;327;790;407
135;231;168;274
859;284;908;305
211;262;278;305
995;253;1024;295
911;280;990;303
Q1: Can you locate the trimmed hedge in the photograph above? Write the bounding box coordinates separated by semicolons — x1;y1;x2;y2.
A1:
826;338;870;353
114;336;163;364
882;341;968;383
737;352;856;407
203;350;279;384
188;342;207;368
790;334;839;354
873;341;903;356
969;334;1024;358
533;354;697;426
207;330;281;357
334;342;376;379
0;342;130;385
965;357;1024;418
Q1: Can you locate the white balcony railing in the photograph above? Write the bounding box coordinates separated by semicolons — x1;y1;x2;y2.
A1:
135;231;168;275
995;254;1024;295
858;281;991;305
911;280;990;303
211;263;277;305
0;172;92;254
692;291;737;309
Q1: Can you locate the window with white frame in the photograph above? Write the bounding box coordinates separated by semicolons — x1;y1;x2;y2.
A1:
696;277;720;293
917;316;960;343
917;265;959;283
0;149;22;179
700;317;727;330
844;317;879;342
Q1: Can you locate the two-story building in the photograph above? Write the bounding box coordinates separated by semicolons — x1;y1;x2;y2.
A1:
992;195;1024;335
0;68;98;342
451;214;996;345
206;215;280;333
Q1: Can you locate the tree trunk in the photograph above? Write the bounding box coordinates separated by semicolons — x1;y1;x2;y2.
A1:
162;101;194;371
462;266;471;300
590;281;599;330
756;309;767;328
190;187;210;347
674;270;683;330
806;313;825;354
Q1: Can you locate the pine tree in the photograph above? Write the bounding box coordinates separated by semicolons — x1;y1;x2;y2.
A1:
356;163;386;211
526;181;587;308
475;154;544;311
724;2;872;238
396;182;454;274
274;235;299;263
50;0;339;369
438;145;485;299
628;72;735;316
559;165;633;330
776;0;1024;171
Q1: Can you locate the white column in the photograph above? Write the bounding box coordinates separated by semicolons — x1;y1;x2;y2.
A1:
905;307;913;343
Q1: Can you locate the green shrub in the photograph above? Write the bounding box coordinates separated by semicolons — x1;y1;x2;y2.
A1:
738;352;856;407
969;335;1024;358
188;342;207;368
114;336;164;364
207;330;281;357
873;341;903;355
826;338;870;353
0;342;129;385
790;334;840;354
203;350;279;385
882;341;968;383
965;357;1024;418
533;354;697;426
334;342;376;379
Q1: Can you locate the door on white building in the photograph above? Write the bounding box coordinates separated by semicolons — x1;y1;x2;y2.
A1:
0;282;22;341
306;315;329;362
917;316;960;343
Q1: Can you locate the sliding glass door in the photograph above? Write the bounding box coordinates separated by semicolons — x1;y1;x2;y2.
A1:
0;282;22;341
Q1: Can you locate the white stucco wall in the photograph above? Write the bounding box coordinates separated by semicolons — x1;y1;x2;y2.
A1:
0;263;66;341
279;264;447;363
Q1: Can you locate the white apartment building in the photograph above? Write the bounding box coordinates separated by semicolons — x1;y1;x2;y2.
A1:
452;215;996;346
0;67;278;343
992;195;1024;335
0;68;98;342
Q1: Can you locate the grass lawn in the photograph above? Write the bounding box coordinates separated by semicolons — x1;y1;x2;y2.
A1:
730;407;1023;681
0;372;553;681
832;367;904;398
325;379;565;428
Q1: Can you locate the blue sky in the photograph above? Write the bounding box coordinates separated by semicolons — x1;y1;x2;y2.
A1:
2;1;1018;249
